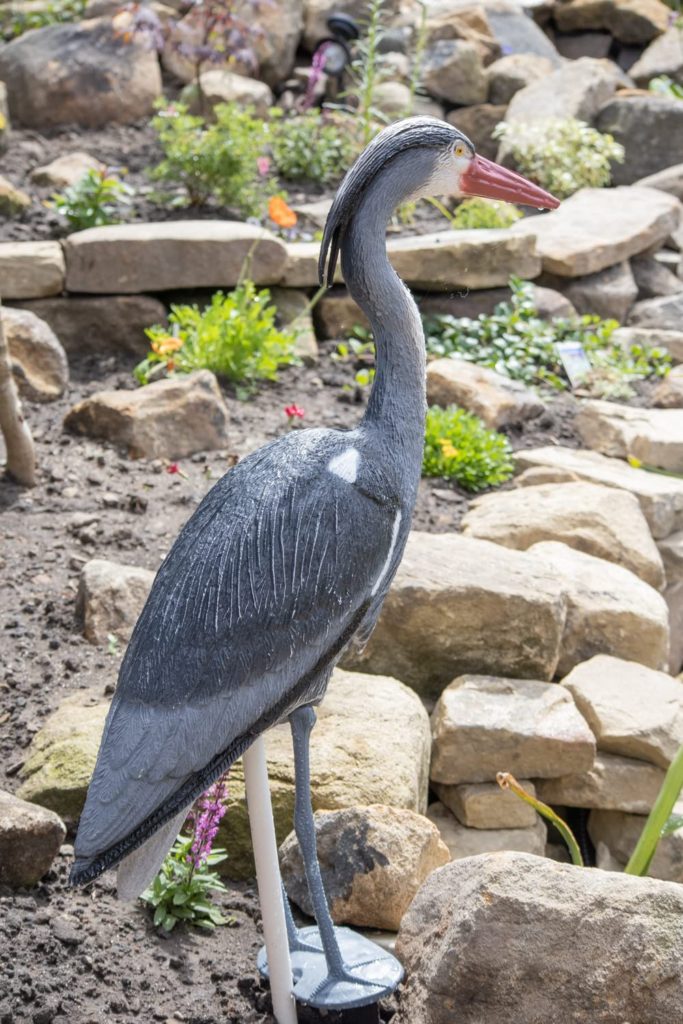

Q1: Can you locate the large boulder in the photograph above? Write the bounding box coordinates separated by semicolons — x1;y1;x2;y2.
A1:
427;802;547;859
631;255;683;300
485;52;554;104
76;558;154;645
589;808;683;882
342;532;568;699
528;541;670;675
562;654;683;768
0;241;65;300
180;69;273;119
426;358;544;429
630;26;683;87
515;445;683;538
430;674;596;784
628;292;683;331
386;228;540;290
395;851;683;1024
422;39;488;105
511;186;681;277
595;95;683;184
501;56;620;127
547;260;638;322
30;151;104;189
535;751;665;814
64;221;288;293
279;805;450;930
471;0;562;63
635;162;683;202
554;0;671;43
461;480;665;588
0;789;66;888
0;80;8;153
0;18;162;128
63;370;231;460
576;398;683;474
2;306;69;402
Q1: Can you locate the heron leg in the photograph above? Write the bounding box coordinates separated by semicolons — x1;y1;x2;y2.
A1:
290;705;348;977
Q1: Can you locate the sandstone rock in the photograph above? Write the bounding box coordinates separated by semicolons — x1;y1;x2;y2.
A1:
64;221;288;293
658;530;683;583
0;241;64;299
555;29;613;59
425;3;501;66
554;0;670;43
595;95;683;184
11;295;167;358
447;103;508;161
422;39;488;105
630;26;683;86
665;581;683;673
279;240;343;288
30;151;104;189
535;751;665;813
314;289;369;339
269;287;318;365
512;186;681;277
342;533;567;699
551;260;638;321
576;399;683;474
514;465;580;486
280;805;450;930
589;808;683;881
64;370;230;460
180;69;273;119
477;0;562;63
2;306;68;402
486;52;553;104
433;779;538;828
563;654;683;767
0;81;8;152
372;80;412;116
395;851;683;1024
611;325;683;364
431;674;595;784
76;558;154;645
502;56;620;128
17;690;109;825
516;445;683;538
628;292;683;331
426;358;544;429
653;365;683;408
635;162;683;202
0;19;162;128
219;669;432;878
0;173;30;216
0;789;66;888
426;803;546;859
529;541;669;675
631;255;683;299
461;481;665;588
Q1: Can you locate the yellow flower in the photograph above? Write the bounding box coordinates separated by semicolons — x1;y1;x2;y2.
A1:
151;335;184;356
439;439;459;459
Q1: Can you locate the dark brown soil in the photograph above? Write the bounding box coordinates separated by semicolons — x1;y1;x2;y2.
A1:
0;339;581;1024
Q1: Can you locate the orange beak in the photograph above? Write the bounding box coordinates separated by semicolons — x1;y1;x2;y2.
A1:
460;154;560;210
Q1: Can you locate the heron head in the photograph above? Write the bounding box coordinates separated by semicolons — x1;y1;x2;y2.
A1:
320;116;559;287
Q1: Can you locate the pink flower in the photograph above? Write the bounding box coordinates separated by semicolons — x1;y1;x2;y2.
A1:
167;462;180;474
186;774;229;871
284;403;305;421
257;156;271;177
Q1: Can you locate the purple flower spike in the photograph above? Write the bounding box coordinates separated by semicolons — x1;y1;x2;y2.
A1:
188;773;229;870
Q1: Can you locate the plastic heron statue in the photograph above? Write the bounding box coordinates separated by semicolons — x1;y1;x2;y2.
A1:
71;118;559;1015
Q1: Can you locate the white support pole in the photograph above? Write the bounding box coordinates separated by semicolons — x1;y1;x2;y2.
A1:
243;736;298;1024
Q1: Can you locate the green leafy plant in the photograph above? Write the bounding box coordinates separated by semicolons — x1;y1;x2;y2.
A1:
1;0;85;39
493;118;624;198
51;168;134;231
424;277;670;397
270;108;360;186
348;0;387;146
497;773;584;866
429;196;523;230
150;101;269;213
649;74;683;99
422;405;514;491
625;743;683;876
135;282;298;396
332;328;376;392
142;834;229;931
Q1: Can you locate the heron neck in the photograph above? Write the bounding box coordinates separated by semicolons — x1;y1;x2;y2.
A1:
340;179;426;460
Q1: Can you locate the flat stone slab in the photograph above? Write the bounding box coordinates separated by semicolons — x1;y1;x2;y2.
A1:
0;241;65;299
515;446;683;539
427;802;547;859
512;187;681;277
64;221;288;293
342;532;568;699
426;357;545;430
535;751;665;814
562;653;683;769
462;480;665;588
431;674;596;784
433;779;538;829
576;399;683;474
528;541;669;676
280;240;343;288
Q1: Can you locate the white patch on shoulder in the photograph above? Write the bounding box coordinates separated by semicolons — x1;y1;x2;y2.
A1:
327;448;360;484
371;510;402;597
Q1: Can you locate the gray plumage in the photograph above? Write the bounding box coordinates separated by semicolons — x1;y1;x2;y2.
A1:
70;117;482;891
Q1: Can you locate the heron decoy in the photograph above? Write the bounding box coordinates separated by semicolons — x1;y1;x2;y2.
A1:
70;117;559;1009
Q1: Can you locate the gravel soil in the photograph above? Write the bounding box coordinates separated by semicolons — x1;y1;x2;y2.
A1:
0;339;581;1024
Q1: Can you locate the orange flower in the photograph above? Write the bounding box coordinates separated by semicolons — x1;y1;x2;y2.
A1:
151;335;184;356
439;439;459;460
268;196;297;229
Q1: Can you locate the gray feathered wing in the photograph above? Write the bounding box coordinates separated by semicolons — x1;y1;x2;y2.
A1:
71;430;399;885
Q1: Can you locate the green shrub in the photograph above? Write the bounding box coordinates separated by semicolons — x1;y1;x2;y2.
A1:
423;277;670;397
492;118;624;198
448;197;523;230
422;405;514;491
51;168;134;231
1;0;84;39
270;109;360;186
141;835;229;932
135;282;298;396
150;102;269;214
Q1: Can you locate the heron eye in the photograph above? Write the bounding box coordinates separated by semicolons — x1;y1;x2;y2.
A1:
454;144;466;158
